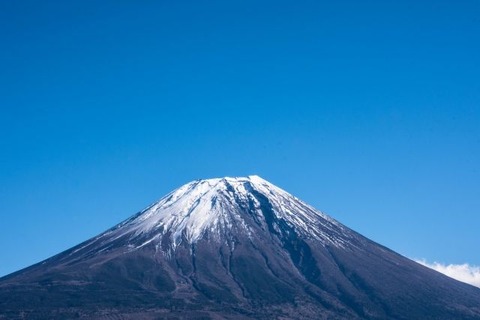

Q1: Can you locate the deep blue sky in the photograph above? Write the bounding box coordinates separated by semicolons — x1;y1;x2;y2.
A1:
1;0;479;277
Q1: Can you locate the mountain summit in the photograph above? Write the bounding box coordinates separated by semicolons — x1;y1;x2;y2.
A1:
1;176;479;319
103;175;350;252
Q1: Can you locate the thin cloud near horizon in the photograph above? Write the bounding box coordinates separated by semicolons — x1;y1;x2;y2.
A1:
415;259;480;288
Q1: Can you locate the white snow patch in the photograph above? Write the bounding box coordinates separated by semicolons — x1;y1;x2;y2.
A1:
101;176;348;252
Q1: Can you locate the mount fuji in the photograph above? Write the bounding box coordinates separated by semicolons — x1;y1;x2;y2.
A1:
1;176;479;319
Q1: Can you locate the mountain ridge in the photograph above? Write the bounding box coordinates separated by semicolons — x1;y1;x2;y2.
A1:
1;176;479;319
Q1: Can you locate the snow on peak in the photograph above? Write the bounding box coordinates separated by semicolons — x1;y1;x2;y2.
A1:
104;176;348;251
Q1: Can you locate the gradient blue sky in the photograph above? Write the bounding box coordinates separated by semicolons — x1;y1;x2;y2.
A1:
1;0;479;277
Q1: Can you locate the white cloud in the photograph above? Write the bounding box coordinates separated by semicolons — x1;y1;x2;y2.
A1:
415;259;480;288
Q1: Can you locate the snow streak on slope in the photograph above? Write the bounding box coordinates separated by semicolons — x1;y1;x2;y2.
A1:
98;175;351;252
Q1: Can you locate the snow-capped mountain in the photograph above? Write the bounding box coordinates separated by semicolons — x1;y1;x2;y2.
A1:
80;176;352;255
1;176;479;319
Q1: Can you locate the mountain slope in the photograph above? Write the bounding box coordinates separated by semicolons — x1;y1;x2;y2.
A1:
1;176;479;319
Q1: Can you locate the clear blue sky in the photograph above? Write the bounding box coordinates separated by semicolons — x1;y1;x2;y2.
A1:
1;0;479;277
